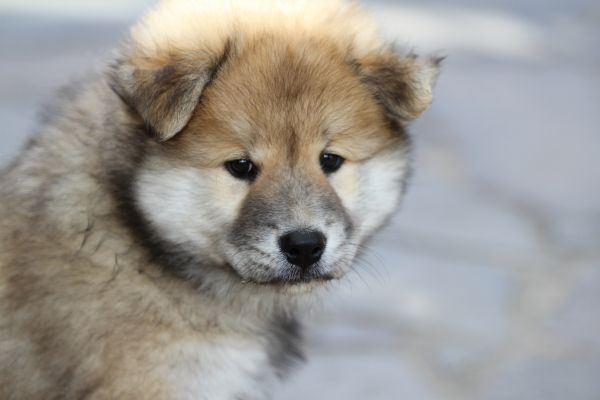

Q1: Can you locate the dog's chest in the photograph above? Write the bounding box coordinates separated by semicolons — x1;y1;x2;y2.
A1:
157;336;276;400
152;316;304;400
157;338;276;400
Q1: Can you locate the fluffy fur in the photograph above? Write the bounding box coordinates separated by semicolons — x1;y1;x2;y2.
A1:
0;0;439;398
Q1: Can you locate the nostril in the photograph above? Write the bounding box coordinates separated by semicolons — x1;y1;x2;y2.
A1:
312;246;323;257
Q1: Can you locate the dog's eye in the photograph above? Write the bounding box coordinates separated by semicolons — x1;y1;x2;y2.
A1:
320;153;344;174
225;159;257;181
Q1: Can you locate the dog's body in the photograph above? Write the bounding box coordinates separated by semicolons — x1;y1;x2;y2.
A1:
0;1;438;398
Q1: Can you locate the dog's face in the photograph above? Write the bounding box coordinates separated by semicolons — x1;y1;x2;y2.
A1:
111;5;439;292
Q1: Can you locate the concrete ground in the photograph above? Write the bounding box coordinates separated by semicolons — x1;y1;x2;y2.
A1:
1;1;599;399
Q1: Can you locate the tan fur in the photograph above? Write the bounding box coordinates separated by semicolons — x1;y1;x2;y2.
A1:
0;1;438;398
176;35;400;166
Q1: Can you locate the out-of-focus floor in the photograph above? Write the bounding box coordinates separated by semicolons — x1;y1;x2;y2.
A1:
1;1;599;399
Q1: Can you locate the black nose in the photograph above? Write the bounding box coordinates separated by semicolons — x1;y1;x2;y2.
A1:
279;230;326;269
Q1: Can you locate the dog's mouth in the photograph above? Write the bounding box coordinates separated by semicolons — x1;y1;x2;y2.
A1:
252;273;335;286
223;262;336;288
239;270;337;287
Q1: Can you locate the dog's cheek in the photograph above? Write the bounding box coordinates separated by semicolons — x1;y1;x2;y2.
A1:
135;167;247;253
329;151;409;242
355;151;410;240
205;170;249;227
327;162;361;234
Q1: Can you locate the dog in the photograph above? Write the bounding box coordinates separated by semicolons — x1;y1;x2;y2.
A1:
0;0;439;398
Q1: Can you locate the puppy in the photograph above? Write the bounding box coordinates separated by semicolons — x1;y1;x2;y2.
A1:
0;0;439;398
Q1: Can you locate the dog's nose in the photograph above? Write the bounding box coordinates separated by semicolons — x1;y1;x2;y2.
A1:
279;230;326;269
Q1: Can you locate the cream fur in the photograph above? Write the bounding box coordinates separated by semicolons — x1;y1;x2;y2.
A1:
131;0;383;59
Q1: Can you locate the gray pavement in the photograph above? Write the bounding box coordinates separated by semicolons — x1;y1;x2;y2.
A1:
1;1;599;399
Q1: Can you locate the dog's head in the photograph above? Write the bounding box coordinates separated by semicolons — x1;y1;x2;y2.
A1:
110;0;439;293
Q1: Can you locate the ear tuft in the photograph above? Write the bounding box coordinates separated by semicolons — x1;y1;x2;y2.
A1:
360;51;441;123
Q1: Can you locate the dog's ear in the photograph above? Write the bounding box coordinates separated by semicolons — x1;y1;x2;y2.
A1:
109;42;231;141
359;51;442;123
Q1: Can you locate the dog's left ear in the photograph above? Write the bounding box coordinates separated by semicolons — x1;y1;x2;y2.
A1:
359;51;442;123
108;43;230;141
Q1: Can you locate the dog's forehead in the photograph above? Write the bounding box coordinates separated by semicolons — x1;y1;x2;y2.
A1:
177;37;398;166
215;40;367;133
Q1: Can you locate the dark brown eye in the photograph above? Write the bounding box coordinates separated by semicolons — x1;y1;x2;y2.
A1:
320;153;344;174
225;159;257;181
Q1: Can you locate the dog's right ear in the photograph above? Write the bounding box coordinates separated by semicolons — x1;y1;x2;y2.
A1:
108;41;231;142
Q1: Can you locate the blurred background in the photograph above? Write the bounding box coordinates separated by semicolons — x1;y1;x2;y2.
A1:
1;0;599;399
